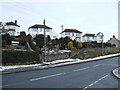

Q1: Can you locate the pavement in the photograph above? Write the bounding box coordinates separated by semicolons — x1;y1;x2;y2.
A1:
112;67;120;79
1;53;120;74
2;56;119;88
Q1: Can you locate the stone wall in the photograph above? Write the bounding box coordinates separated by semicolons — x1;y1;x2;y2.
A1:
39;47;118;62
40;52;70;62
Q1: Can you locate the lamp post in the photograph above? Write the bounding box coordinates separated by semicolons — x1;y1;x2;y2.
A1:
43;19;46;62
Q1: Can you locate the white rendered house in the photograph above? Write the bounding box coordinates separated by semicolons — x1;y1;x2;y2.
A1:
60;29;82;42
82;33;96;42
28;24;59;39
0;20;20;36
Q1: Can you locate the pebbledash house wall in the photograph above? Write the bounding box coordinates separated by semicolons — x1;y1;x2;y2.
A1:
39;47;118;62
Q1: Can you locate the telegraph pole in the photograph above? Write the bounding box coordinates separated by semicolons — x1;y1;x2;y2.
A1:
43;19;46;62
101;32;104;55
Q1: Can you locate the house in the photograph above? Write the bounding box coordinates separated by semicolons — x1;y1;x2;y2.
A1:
82;33;96;42
95;32;104;43
28;24;59;39
60;29;82;42
107;36;120;49
0;20;20;36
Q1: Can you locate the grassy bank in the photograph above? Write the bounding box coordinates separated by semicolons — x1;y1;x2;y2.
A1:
71;51;118;59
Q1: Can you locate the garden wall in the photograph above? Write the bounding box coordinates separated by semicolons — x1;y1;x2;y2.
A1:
40;47;118;62
2;47;118;65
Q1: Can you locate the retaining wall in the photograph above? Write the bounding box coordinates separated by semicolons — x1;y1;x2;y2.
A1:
39;47;118;62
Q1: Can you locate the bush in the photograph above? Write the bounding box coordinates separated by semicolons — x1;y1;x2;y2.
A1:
2;33;12;47
71;47;77;51
67;41;73;50
33;34;44;49
77;42;82;49
2;50;40;65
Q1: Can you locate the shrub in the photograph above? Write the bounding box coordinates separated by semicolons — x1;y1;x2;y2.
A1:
2;50;40;65
67;41;73;50
71;47;77;51
33;34;44;49
2;33;12;47
77;42;82;49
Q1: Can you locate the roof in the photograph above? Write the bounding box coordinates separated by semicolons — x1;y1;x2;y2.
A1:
5;22;20;27
29;24;52;29
60;29;82;34
83;33;95;37
108;37;120;42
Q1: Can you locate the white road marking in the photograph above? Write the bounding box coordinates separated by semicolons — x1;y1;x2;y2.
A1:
93;64;103;67
82;73;110;90
73;67;90;72
88;83;93;87
30;73;65;81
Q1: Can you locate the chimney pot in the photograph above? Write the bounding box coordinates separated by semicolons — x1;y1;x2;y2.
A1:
113;35;115;38
15;20;17;24
61;25;63;32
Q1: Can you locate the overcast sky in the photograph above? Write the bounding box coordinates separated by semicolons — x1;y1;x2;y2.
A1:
0;0;118;42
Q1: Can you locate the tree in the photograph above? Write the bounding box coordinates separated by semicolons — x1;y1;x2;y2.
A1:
77;42;82;49
82;42;87;48
73;40;77;48
58;37;71;49
46;35;51;49
47;35;51;43
33;34;44;49
55;38;59;45
64;37;71;45
27;34;39;52
67;41;73;50
58;37;64;49
52;39;56;46
19;31;28;46
2;33;12;47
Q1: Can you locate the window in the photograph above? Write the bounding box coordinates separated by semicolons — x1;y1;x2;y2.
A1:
65;32;70;36
76;33;80;36
32;28;38;32
40;28;42;32
72;33;74;36
46;29;50;32
76;37;81;42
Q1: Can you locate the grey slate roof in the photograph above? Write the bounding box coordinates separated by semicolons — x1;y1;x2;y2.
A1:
5;22;20;27
60;29;82;34
29;24;52;29
83;33;95;37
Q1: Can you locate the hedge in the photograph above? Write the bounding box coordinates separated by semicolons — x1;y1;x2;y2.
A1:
2;50;40;65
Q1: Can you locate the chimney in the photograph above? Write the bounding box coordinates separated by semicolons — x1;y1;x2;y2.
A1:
61;25;63;32
15;20;17;24
113;35;115;38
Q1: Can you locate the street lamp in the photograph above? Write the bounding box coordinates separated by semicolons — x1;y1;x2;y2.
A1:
96;32;104;55
43;19;46;62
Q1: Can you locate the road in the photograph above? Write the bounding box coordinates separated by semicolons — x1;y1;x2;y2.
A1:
2;56;119;89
